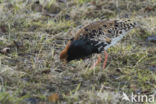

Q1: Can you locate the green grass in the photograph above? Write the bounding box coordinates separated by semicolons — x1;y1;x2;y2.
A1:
74;0;92;5
0;0;156;104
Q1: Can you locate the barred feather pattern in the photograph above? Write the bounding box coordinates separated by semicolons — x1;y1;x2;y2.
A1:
73;20;136;52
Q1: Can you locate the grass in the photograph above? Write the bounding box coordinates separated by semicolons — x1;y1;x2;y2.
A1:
0;0;156;104
74;0;92;5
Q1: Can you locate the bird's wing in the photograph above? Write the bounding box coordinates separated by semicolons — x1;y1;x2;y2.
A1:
73;20;136;50
74;20;113;43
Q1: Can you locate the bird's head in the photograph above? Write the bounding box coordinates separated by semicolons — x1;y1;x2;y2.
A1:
60;41;71;63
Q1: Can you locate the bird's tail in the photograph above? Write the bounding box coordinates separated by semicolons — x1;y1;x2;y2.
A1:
104;20;137;50
115;19;137;31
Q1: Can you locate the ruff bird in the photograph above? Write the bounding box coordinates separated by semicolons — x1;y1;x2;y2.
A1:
60;20;136;69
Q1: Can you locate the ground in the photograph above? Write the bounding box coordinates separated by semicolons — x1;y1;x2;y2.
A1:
0;0;156;104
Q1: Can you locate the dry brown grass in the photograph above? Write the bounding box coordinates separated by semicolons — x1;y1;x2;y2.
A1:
0;0;155;103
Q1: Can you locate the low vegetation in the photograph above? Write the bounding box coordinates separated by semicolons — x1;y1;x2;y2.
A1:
0;0;155;103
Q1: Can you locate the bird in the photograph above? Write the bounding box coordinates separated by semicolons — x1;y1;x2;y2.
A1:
60;20;136;69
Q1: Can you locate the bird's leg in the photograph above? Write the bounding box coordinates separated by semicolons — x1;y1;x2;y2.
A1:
103;51;108;69
91;54;102;69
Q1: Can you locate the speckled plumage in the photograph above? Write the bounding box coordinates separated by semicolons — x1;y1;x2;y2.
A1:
60;20;136;62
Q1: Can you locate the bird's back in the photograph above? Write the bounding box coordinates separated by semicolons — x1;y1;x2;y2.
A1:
73;20;136;51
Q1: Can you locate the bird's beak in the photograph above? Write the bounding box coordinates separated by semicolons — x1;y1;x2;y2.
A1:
60;59;67;64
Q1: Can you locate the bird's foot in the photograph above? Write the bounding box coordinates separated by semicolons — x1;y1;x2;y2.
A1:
91;54;102;69
103;51;108;69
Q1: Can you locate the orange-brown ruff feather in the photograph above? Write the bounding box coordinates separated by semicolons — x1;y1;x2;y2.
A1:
60;41;71;62
60;20;136;62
